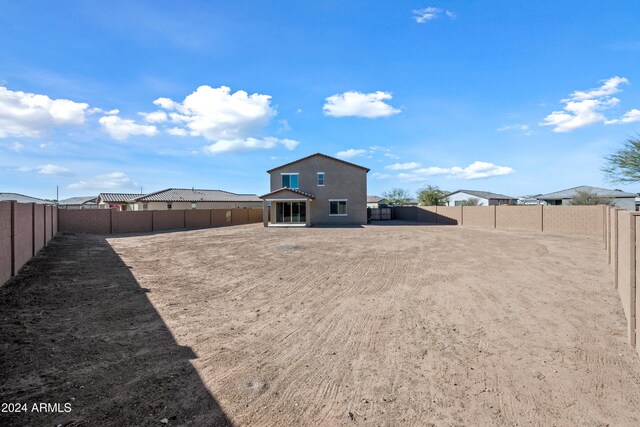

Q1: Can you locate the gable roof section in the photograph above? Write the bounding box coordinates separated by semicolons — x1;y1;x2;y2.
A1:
133;188;261;203
448;189;516;200
260;188;316;199
98;193;142;203
0;193;50;204
267;153;370;173
367;195;387;203
537;185;637;200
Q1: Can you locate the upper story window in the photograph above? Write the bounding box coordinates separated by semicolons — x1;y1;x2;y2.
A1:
281;173;299;189
317;172;325;186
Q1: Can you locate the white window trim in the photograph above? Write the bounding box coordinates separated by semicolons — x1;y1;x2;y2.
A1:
329;199;348;216
317;172;325;186
280;172;300;189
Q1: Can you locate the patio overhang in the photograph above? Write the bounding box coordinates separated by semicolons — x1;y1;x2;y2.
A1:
259;188;316;201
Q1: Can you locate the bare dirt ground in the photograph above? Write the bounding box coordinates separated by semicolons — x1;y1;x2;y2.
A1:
2;223;640;426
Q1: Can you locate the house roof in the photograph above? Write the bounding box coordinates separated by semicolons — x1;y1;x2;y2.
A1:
537;185;637;200
367;195;387;203
98;193;142;203
259;188;316;199
448;189;516;200
0;193;51;204
133;188;261;203
58;196;98;205
266;153;370;173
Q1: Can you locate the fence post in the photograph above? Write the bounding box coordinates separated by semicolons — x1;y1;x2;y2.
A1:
614;209;619;289
109;209;113;234
209;209;213;227
10;202;15;276
541;205;544;232
31;203;36;256
628;213;636;348
183;210;186;229
461;206;464;226
151;210;155;232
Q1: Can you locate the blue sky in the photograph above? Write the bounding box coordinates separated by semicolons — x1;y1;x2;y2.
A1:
2;1;640;200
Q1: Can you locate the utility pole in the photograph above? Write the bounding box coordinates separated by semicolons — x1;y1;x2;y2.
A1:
56;185;59;203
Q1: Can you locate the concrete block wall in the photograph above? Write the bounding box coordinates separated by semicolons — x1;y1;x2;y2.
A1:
58;208;260;234
436;206;462;225
416;207;438;223
496;205;542;231
1;202;58;286
463;206;495;228
0;202;11;285
544;205;604;236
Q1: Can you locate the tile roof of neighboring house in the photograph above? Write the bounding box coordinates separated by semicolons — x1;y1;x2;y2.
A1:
266;153;370;173
98;193;142;203
367;195;387;203
537;185;637;200
0;193;51;204
259;188;316;199
448;189;517;200
133;188;261;203
58;196;98;205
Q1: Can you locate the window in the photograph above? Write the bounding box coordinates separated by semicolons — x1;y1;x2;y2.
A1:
317;172;325;186
167;203;172;210
191;202;197;210
281;173;299;189
329;199;347;216
143;204;148;211
454;201;464;206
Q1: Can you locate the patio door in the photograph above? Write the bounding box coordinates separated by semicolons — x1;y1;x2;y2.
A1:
275;202;306;223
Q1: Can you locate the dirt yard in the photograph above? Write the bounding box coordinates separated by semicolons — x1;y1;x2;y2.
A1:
1;223;640;426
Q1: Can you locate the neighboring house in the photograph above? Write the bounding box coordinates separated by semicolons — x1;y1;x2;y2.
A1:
518;194;544;205
127;188;262;210
446;190;517;206
367;195;388;208
403;198;419;206
537;185;637;210
97;193;142;211
58;196;98;209
260;153;369;226
0;193;51;204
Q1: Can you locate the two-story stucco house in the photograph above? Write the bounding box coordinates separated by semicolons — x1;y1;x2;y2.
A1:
260;153;369;226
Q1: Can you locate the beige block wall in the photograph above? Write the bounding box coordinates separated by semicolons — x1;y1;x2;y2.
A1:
133;201;262;210
463;206;495;228
416;207;438;223
618;211;636;346
185;210;211;228
496;205;542;231
636;216;640;355
0;202;11;284
436;206;462;225
33;204;45;254
112;211;153;234
153;210;185;230
13;203;33;275
543;205;604;236
59;209;112;234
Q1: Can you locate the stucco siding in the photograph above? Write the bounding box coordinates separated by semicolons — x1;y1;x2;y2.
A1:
269;155;367;225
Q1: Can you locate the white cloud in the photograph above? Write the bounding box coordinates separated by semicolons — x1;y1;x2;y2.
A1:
384;152;400;160
139;110;168;123
38;164;72;176
335;148;369;159
152;85;276;140
566;76;628;101
203;137;299;154
413;7;456;23
396;161;514;181
68;171;134;191
0;86;89;138
605;108;640;125
166;127;189;136
372;172;392;179
98;115;158;141
323;91;400;118
385;162;421;170
497;124;532;135
540;76;635;132
10;141;24;152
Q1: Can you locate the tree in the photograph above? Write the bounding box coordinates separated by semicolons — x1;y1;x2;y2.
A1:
568;190;614;206
416;185;449;206
603;136;640;183
460;197;481;206
382;188;411;206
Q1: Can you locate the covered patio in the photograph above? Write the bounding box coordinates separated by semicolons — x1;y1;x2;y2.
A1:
259;188;315;227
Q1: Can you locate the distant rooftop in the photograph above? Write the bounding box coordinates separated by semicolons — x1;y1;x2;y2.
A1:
537;185;637;200
134;188;261;203
367;195;387;203
449;189;516;200
0;193;51;204
59;196;98;205
98;193;143;203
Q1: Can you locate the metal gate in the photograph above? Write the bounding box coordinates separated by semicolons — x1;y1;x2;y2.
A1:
369;207;392;221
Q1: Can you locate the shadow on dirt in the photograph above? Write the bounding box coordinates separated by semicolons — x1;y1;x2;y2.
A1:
0;234;232;426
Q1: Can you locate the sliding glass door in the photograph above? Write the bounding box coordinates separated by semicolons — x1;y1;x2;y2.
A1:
275;202;306;223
